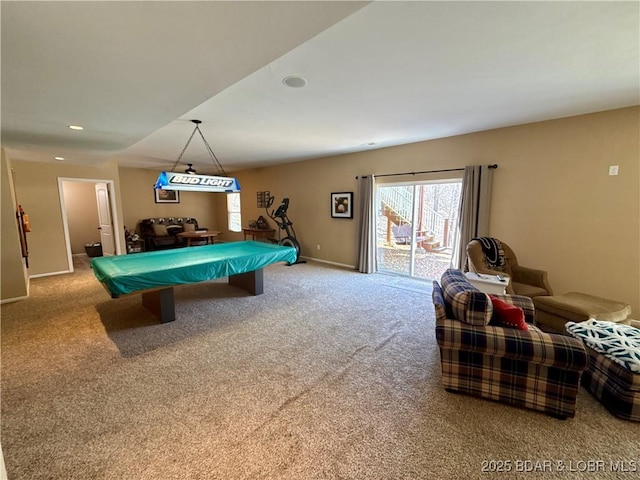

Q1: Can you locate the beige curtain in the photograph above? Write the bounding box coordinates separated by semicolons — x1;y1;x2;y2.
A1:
356;174;377;273
451;165;494;270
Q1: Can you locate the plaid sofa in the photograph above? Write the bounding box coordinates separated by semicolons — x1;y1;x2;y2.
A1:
433;269;588;419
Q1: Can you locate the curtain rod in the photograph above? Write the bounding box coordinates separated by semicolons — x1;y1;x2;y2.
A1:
355;164;498;179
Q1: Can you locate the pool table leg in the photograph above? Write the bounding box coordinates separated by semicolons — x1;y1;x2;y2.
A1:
141;287;176;323
228;268;264;295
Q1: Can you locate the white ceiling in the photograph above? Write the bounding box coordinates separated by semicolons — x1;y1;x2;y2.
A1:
2;1;638;175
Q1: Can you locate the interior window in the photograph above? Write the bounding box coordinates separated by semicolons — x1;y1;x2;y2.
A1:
227;193;242;232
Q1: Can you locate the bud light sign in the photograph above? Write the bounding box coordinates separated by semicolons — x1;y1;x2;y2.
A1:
154;172;240;193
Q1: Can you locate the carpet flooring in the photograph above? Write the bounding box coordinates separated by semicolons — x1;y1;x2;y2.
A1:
1;257;638;479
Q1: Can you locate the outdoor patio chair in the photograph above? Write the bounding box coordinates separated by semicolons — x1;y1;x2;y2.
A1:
391;224;429;245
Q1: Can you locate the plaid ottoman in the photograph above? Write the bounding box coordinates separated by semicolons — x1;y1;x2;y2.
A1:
566;320;640;422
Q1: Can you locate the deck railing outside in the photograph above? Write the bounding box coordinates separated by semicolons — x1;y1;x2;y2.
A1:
379;186;413;225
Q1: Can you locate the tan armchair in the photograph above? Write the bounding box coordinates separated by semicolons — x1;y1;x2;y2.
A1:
466;238;553;298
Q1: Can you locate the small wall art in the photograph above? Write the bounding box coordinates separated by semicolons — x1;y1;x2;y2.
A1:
257;191;270;208
154;188;180;204
331;192;353;219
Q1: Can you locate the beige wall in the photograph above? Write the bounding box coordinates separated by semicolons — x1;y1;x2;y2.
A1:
232;107;639;315
61;181;101;254
486;108;639;317
3;107;638;315
1;150;29;301
9;159;125;276
118;167;224;235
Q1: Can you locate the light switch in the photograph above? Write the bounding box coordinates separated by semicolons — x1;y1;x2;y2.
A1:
608;165;619;176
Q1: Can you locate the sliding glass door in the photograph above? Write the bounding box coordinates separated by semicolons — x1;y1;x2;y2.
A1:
376;181;462;280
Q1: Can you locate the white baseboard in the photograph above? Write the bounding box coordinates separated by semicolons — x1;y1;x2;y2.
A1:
29;270;72;279
300;256;356;270
0;294;29;305
1;276;30;304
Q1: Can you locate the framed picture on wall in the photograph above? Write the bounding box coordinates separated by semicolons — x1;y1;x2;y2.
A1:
154;188;180;204
331;192;353;219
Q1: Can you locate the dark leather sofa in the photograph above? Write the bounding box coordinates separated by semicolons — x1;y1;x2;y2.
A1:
138;217;207;250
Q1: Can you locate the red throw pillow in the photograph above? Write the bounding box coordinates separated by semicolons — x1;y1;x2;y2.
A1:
489;295;528;331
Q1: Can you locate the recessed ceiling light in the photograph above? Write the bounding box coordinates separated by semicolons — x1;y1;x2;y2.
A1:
54;156;65;161
282;75;307;88
68;125;84;130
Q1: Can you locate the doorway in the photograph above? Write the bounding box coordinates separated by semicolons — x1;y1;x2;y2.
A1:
376;180;462;280
58;178;121;272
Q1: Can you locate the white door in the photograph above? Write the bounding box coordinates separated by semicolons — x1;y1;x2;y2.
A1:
95;183;115;256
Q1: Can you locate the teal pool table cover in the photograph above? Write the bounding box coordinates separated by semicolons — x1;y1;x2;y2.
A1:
91;241;297;296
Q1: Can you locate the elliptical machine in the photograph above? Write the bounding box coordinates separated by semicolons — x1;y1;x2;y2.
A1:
266;196;305;265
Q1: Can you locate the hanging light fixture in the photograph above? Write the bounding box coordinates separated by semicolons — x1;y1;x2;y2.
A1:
170;119;227;176
155;119;240;193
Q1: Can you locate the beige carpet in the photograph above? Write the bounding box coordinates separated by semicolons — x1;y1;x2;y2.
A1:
1;258;638;479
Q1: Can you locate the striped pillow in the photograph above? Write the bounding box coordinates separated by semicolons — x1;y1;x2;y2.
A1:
440;269;493;326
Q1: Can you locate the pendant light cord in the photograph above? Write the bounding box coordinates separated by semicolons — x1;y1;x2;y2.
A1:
170;120;228;176
194;124;227;177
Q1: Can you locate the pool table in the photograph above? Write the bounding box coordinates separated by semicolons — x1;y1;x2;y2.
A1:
91;241;297;323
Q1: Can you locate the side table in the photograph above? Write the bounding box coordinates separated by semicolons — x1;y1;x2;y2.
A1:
465;272;509;294
243;228;275;241
177;230;221;246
